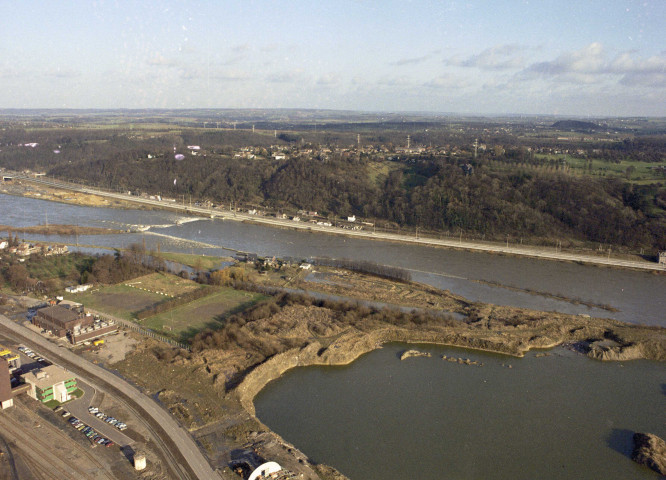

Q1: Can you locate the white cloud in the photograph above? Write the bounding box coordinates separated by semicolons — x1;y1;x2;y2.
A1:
524;43;666;88
147;53;178;68
446;44;527;70
423;74;467;89
265;71;308;84
391;54;433;66
316;73;341;86
212;69;252;81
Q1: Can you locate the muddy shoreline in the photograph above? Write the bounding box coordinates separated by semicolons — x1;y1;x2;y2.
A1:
0;223;123;235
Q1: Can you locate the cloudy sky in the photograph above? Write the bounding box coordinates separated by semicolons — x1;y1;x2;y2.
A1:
1;0;664;116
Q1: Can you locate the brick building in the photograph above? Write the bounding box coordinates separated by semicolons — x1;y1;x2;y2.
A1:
33;304;117;344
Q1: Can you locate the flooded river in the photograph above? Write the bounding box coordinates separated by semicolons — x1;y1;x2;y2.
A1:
2;193;664;326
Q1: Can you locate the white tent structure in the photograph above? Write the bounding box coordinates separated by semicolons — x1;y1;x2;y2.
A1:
248;461;282;480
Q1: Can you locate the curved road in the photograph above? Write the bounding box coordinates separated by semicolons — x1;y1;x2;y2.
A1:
8;171;666;272
0;314;218;480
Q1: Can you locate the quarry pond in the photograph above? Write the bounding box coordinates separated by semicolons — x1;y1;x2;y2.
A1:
254;343;665;480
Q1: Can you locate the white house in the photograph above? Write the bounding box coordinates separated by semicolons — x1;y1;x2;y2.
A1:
65;284;92;294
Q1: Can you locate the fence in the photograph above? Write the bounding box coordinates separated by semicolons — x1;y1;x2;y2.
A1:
88;309;191;351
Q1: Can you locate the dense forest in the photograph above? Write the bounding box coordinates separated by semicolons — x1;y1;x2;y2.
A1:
1;115;665;252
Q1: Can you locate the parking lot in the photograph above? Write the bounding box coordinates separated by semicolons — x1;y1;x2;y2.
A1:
63;380;134;447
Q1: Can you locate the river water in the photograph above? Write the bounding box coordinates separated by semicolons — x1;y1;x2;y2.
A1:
2;193;664;326
255;344;665;480
2;193;665;479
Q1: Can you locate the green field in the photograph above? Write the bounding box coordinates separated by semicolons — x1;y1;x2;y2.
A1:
157;252;231;271
125;272;202;296
529;153;665;183
67;271;266;340
140;288;266;340
565;157;665;183
66;283;166;320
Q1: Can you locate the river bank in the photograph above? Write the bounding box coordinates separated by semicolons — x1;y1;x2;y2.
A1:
0;223;123;235
232;301;666;416
6;172;666;272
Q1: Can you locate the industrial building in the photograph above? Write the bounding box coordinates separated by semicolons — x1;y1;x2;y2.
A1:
0;359;14;409
33;304;117;345
24;365;77;403
0;344;21;372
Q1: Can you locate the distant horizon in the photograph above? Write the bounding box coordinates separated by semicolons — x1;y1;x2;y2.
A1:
0;107;664;121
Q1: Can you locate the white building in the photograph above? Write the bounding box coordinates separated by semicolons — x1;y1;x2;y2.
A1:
65;284;92;293
24;365;77;403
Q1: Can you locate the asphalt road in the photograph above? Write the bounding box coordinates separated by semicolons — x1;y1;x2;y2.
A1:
9;171;666;272
0;314;219;480
64;380;134;447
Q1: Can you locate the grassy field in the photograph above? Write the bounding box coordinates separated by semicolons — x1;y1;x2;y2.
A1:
124;272;201;296
66;284;166;320
26;253;92;283
66;270;265;340
157;252;231;271
66;272;204;319
140;288;266;340
529;153;665;183
565;157;665;183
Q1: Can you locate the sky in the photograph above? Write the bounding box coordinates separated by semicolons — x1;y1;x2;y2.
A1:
1;0;665;116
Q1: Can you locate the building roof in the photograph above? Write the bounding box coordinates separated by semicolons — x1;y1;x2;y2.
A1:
38;305;80;325
23;365;76;389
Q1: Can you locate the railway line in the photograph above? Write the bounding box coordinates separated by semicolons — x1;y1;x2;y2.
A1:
0;314;219;480
0;400;117;479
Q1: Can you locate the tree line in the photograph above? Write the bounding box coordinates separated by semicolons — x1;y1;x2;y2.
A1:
1;125;664;251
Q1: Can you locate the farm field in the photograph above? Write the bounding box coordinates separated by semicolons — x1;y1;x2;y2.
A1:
158;252;231;271
140;287;266;340
124;272;201;297
64;272;203;320
65;283;165;320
